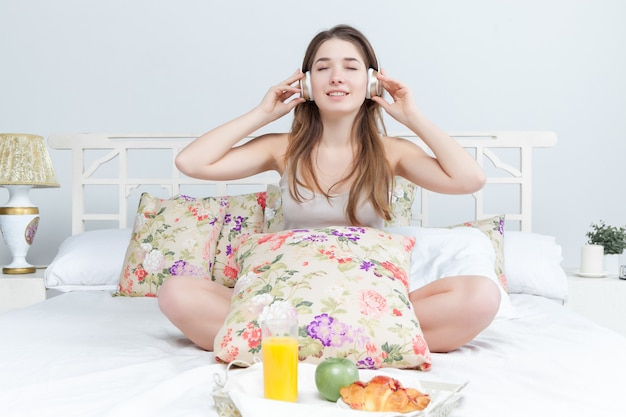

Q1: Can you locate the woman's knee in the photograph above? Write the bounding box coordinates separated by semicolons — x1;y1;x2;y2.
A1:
157;277;194;318
466;275;501;322
158;277;232;318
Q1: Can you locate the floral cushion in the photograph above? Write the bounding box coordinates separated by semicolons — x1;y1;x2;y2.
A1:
117;193;225;297
213;226;431;370
449;214;508;291
262;177;416;232
211;192;266;287
263;184;283;233
386;176;416;227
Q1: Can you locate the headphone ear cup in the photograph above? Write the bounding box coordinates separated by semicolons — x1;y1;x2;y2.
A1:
300;71;314;101
366;68;382;99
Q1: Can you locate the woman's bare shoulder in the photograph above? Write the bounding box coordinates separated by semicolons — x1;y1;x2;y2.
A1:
381;134;424;147
381;135;428;166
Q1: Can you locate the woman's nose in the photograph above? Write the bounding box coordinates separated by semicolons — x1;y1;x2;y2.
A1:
330;72;344;84
328;65;345;83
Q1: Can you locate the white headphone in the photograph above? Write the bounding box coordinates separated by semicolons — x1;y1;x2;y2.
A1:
300;67;382;102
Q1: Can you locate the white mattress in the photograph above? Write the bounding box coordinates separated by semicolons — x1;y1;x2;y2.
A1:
0;291;624;417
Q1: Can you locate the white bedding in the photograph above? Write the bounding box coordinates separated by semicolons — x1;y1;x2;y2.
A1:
1;291;624;417
4;131;620;417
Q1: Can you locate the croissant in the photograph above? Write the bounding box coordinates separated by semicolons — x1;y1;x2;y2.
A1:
339;375;430;413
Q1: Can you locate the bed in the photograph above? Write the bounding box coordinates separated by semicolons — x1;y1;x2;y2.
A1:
1;131;625;417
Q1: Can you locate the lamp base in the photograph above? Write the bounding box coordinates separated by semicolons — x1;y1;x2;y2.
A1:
0;214;39;274
0;185;40;275
3;266;37;274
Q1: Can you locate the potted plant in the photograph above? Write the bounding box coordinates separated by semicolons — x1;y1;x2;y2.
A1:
586;220;626;275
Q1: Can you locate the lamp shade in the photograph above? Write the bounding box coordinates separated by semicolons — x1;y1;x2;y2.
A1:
0;133;60;188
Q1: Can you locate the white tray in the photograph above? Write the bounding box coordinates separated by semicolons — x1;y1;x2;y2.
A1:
212;362;467;417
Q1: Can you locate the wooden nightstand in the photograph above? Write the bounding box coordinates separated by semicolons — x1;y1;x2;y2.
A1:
0;268;47;313
566;270;626;337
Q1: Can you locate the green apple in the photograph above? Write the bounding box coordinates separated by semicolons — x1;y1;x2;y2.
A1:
314;357;360;402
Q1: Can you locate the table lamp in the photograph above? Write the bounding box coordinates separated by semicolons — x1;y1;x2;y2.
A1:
0;133;60;274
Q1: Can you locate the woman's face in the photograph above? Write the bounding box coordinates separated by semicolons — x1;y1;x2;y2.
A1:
309;38;369;115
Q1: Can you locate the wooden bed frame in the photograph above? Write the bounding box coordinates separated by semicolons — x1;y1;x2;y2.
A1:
48;131;557;235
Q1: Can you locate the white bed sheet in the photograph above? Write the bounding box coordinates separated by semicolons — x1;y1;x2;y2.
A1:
0;291;624;417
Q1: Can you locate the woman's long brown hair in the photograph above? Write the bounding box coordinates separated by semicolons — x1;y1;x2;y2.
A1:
285;24;393;224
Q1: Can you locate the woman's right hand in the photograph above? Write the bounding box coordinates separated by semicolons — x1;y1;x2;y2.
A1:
256;70;306;121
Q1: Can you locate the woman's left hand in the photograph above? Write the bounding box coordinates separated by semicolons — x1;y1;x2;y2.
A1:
371;71;420;126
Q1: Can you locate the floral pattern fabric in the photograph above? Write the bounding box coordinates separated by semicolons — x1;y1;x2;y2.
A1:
213;226;431;371
117;193;225;297
211;192;266;287
263;184;283;233
387;177;416;227
450;214;508;291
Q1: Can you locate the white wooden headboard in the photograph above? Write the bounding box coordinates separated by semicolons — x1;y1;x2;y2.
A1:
48;131;557;235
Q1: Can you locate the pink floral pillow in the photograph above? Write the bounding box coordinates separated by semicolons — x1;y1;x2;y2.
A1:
118;193;225;297
211;192;266;287
213;226;431;370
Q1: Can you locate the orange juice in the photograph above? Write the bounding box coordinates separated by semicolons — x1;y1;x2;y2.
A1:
262;336;299;402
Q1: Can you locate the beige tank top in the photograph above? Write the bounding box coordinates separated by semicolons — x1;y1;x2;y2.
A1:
279;171;384;229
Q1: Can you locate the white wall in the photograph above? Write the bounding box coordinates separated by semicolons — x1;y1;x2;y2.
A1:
1;0;625;269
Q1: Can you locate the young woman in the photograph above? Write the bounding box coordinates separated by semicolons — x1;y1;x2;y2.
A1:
158;24;500;353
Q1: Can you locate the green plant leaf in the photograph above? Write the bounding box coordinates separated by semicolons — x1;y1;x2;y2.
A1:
586;220;626;254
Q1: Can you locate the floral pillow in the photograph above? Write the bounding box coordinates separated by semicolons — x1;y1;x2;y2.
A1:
449;214;508;291
263;177;416;232
213;226;431;371
211;192;266;287
117;193;225;297
387;176;416;227
263;184;283;233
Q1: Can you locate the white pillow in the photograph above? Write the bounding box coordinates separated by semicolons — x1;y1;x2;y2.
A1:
385;226;517;319
503;231;568;302
44;229;132;291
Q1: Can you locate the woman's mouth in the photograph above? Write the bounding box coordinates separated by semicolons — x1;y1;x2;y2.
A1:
327;91;348;97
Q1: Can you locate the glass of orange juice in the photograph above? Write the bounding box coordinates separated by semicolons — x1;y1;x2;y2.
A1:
261;318;299;402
